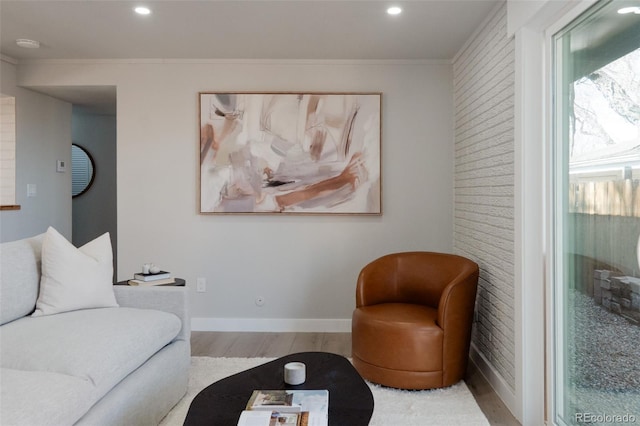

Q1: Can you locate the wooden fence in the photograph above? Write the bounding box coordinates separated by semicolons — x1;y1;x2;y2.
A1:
570;180;640;217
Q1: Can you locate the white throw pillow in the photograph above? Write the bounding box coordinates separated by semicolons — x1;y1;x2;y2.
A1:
32;227;118;317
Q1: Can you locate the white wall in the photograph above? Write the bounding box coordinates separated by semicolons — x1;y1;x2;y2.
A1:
16;60;453;329
507;0;548;36
0;59;72;243
71;109;117;269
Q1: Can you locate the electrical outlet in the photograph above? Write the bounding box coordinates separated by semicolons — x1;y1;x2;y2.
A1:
196;277;206;292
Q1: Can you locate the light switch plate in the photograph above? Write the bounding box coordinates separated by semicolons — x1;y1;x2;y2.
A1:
56;160;66;172
27;184;37;197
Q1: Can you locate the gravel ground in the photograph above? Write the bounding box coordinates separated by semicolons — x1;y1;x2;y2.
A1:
565;290;640;422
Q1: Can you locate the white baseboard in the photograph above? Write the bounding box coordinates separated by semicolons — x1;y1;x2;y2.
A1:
469;343;519;420
191;317;352;332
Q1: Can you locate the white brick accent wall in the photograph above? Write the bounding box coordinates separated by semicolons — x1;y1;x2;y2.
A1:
453;3;516;390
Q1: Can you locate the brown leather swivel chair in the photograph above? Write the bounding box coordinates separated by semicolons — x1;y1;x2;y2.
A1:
352;252;479;390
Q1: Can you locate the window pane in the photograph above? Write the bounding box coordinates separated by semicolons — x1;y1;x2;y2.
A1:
554;1;640;425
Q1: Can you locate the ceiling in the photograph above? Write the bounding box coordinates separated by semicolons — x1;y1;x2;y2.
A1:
1;0;500;112
1;0;500;61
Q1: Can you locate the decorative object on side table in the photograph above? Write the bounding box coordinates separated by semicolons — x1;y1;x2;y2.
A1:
133;271;171;281
115;264;184;286
127;263;176;285
115;278;185;287
135;263;170;281
128;277;177;286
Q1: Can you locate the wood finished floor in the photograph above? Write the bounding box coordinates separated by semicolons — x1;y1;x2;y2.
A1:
191;331;520;426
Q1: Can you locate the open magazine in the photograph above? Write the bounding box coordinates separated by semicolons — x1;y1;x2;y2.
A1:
237;390;328;426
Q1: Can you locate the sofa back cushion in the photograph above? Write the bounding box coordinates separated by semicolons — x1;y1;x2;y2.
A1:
33;227;117;317
0;234;44;325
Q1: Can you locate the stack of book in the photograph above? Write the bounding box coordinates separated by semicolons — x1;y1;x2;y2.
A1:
128;271;175;286
237;390;328;426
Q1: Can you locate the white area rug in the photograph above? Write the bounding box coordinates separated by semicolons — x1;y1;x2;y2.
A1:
160;357;490;426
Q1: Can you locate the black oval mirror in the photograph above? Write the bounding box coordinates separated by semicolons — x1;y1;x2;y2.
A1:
72;144;95;197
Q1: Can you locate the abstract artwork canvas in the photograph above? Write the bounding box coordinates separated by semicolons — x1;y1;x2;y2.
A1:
200;92;381;214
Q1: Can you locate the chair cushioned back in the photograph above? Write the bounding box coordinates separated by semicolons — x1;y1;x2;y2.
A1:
356;252;476;308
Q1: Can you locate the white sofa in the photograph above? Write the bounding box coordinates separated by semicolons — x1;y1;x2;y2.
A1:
0;233;191;425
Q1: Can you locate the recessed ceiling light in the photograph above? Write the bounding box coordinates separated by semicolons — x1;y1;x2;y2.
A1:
387;6;402;16
618;6;640;14
16;39;40;49
134;6;151;15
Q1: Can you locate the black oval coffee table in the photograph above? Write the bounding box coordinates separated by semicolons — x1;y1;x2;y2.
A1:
183;352;374;426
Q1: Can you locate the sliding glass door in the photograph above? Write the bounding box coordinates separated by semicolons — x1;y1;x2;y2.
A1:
552;1;640;425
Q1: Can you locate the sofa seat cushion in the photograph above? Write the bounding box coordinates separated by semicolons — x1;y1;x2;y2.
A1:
0;307;181;400
1;368;95;426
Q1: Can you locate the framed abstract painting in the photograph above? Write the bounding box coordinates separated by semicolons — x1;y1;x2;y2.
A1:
199;92;381;214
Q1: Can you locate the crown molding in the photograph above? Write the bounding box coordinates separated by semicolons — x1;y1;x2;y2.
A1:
16;57;452;66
